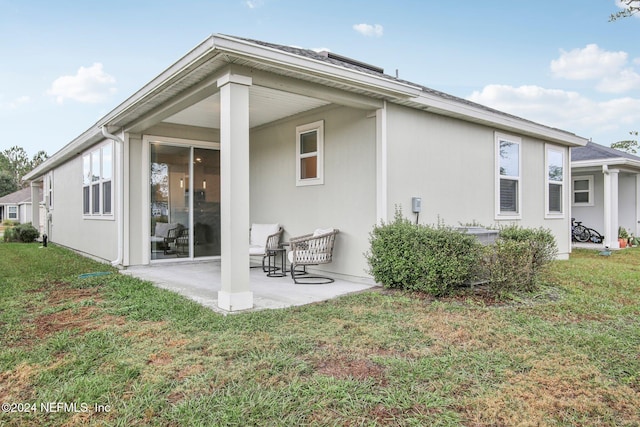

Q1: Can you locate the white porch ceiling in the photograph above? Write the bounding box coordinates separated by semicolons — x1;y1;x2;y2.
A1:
162;85;330;129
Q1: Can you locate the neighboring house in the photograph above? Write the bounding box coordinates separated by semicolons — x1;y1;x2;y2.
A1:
571;141;640;248
0;187;33;224
24;34;587;311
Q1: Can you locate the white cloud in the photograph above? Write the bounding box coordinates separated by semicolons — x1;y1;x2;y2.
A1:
47;63;116;104
245;0;263;9
550;44;628;80
597;68;640;93
0;95;30;110
550;44;640;93
353;23;383;37
467;84;640;139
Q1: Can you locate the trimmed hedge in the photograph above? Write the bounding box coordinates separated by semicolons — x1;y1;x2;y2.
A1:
366;211;483;296
367;214;558;298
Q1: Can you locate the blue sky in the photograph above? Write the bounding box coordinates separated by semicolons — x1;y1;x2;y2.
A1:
1;0;639;157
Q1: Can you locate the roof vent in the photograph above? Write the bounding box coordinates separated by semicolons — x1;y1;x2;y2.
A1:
318;51;384;74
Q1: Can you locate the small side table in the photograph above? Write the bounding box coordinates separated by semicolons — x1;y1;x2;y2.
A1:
266;247;286;277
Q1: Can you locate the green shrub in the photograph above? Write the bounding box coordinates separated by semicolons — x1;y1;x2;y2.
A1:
3;223;39;243
3;226;18;242
484;239;535;296
366;210;483;296
498;225;557;273
481;225;558;297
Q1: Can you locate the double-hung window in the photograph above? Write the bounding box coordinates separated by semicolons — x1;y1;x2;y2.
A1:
546;145;565;217
7;206;18;220
82;142;113;217
495;133;521;219
296;120;324;186
46;172;53;209
572;176;593;206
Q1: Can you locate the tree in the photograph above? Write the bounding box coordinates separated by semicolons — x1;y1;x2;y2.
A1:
611;131;639;154
0;146;49;191
0;171;17;197
610;0;640;21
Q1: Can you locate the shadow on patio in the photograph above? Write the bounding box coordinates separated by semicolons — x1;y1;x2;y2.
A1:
122;261;376;314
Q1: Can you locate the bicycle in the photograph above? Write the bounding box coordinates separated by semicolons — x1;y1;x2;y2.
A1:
571;218;604;244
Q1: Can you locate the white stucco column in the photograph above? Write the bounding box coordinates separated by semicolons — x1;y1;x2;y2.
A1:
30;181;41;235
603;166;620;249
217;72;253;312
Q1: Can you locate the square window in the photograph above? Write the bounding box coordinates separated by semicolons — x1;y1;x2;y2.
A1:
572;176;594;206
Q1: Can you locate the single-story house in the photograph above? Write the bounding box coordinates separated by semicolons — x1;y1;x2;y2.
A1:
0;187;34;224
24;34;587;311
571;141;640;248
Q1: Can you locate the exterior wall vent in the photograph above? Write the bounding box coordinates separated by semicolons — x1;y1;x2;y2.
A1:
319;51;384;74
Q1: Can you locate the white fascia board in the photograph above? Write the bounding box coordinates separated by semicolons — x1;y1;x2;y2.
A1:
412;92;588;147
213;34;423;99
100;36;219;127
571;158;640;172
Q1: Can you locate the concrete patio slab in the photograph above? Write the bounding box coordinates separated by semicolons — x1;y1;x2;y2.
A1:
122;261;376;314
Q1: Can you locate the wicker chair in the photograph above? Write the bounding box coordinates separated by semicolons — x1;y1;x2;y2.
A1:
288;228;339;284
249;223;284;272
175;228;189;257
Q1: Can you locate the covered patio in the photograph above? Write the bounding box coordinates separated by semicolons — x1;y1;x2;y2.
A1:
122;261;376;314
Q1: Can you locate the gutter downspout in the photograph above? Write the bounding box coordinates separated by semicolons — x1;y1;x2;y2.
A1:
101;126;124;266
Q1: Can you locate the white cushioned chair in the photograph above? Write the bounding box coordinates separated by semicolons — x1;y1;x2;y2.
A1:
288;228;339;284
249;223;284;271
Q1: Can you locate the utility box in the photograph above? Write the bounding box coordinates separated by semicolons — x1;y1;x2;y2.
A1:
411;197;422;213
456;227;499;246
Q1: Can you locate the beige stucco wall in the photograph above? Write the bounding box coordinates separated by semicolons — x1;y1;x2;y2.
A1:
619;173;638;236
250;106;377;280
571;171;605;234
385;103;572;258
573;171;640;238
48;139;118;261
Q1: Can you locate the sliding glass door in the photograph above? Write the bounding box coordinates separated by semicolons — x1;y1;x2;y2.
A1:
150;143;220;261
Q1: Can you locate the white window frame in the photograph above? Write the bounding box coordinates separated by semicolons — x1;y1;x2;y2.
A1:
572;175;594;207
46;172;54;210
296;120;324;187
7;205;18;220
545;144;566;218
82;141;114;219
495;132;522;220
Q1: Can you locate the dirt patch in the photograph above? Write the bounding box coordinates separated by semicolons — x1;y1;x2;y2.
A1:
0;362;39;402
147;351;173;366
463;356;640;425
315;355;387;385
46;286;103;306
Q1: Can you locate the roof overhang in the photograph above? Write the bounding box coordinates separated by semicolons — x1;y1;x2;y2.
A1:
571;157;640;174
25;34;589;180
400;92;588;147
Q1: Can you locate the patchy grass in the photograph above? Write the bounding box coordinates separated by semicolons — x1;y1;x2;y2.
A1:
0;244;638;426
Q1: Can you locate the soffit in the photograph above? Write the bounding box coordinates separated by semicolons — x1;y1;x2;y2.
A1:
162;85;330;129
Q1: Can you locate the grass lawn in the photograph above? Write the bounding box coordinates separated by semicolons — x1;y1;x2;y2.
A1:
0;244;638;426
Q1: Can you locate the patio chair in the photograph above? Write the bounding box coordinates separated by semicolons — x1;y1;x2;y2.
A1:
163;224;183;255
288;228;339;284
175;228;189;257
249;223;284;272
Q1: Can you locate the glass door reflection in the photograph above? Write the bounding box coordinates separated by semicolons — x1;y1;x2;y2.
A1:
150;144;190;260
